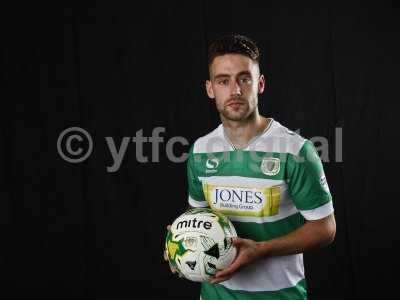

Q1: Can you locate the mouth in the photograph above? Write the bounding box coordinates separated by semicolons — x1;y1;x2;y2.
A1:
226;99;245;106
226;101;245;109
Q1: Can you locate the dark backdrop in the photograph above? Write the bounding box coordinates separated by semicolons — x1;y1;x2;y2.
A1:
2;1;399;299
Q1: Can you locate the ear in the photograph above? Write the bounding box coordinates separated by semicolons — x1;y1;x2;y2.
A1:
258;74;266;94
206;80;215;99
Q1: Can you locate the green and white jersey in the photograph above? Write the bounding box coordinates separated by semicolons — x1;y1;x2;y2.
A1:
187;119;333;300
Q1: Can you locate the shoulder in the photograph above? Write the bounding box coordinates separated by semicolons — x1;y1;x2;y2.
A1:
191;124;226;154
255;119;307;156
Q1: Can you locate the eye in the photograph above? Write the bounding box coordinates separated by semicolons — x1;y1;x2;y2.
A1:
218;79;229;86
240;76;252;84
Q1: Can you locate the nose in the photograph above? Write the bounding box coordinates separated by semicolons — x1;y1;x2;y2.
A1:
230;80;242;97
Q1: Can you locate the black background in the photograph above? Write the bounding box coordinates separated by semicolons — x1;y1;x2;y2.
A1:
2;1;400;299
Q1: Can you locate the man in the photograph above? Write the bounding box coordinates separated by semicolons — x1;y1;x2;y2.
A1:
167;34;336;300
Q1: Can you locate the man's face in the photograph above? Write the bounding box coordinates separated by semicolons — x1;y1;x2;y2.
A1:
206;54;265;122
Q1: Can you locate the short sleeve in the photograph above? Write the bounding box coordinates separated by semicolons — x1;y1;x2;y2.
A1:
187;144;208;208
286;140;334;220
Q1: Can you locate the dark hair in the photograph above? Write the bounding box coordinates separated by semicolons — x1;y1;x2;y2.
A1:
208;34;260;66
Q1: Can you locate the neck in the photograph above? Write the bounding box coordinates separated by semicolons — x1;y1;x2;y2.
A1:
221;111;270;149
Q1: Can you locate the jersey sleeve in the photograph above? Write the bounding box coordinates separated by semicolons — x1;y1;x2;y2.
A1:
286;140;334;220
187;144;208;208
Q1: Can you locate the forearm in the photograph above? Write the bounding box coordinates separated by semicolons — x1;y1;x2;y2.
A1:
256;214;336;258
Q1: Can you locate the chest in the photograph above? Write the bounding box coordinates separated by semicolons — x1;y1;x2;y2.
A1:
194;150;287;180
193;151;290;217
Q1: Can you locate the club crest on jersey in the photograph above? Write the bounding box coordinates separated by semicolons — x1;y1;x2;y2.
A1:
261;157;280;176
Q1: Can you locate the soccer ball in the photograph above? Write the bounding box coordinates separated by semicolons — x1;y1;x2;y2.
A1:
165;208;237;282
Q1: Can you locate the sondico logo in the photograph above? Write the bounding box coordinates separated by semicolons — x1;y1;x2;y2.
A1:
204;184;281;217
206;158;219;174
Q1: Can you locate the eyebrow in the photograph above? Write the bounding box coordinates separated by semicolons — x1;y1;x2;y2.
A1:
213;71;252;80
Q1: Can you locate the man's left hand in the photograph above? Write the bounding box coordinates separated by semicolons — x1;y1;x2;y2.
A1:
209;237;262;284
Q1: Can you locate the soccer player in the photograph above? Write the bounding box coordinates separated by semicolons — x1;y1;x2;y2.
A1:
168;34;336;300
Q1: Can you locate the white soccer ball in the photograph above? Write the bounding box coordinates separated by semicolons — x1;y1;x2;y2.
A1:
165;208;237;282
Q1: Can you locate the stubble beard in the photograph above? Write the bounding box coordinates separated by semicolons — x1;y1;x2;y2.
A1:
219;97;257;122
